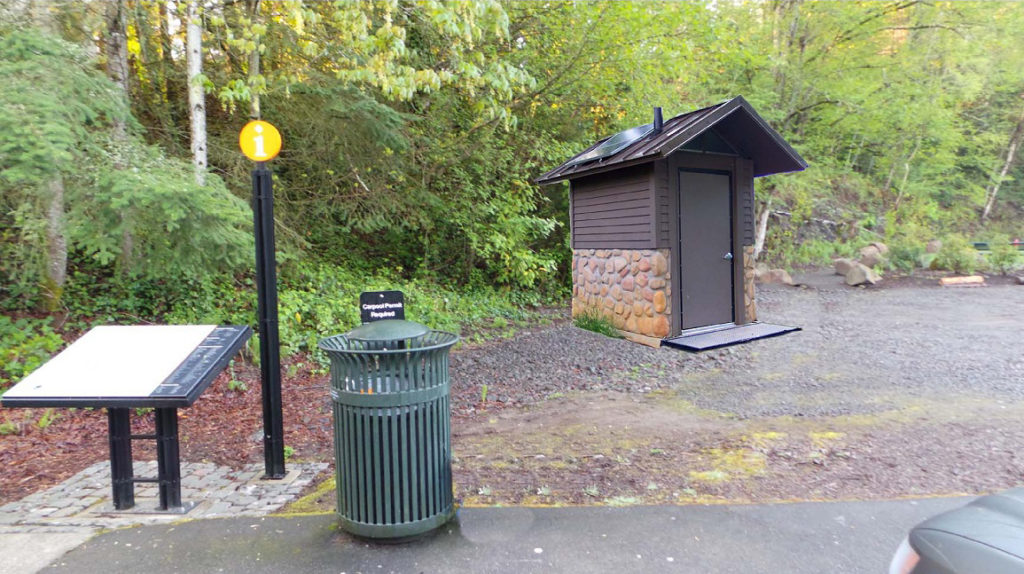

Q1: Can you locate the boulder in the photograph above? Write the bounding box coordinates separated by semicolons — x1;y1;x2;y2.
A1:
845;263;881;286
833;258;856;276
859;245;884;268
869;241;889;255
925;239;942;254
754;262;770;282
766;268;796;286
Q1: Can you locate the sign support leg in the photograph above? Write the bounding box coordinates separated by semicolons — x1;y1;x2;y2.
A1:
107;407;134;509
155;408;182;510
252;162;286;479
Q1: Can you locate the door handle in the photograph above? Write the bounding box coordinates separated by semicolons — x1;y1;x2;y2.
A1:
723;252;733;260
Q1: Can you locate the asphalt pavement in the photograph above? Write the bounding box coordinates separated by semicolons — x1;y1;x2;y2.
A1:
39;497;969;573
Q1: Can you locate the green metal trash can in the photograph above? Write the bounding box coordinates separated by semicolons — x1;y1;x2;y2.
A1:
318;319;459;539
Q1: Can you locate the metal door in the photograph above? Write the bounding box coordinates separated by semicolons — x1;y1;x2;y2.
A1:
679;170;734;330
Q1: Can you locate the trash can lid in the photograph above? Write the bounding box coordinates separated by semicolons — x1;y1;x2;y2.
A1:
347;319;430;342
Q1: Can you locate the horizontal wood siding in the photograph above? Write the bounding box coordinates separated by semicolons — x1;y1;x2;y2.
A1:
653;159;670;248
737;158;755;246
571;164;654;249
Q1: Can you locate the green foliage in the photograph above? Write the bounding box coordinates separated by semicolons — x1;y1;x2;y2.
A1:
573;311;621;339
35;408;58;430
984;233;1023;274
0;29;250;309
152;259;543;362
886;238;927;274
0;316;62;391
83;146;252;276
790;239;841;266
6;2;1024;350
228;360;248;392
932;235;980;274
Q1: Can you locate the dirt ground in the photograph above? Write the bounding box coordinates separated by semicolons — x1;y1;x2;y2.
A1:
2;270;1023;511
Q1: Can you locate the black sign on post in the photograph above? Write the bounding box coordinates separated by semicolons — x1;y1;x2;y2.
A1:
360;291;405;323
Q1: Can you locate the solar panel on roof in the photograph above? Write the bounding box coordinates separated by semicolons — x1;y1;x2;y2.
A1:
564;123;654;167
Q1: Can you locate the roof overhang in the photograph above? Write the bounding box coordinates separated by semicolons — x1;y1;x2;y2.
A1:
536;96;807;185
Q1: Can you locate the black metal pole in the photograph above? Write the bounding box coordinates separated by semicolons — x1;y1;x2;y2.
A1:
252;162;286;479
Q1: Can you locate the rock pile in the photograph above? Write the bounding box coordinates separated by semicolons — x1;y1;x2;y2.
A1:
834;241;887;286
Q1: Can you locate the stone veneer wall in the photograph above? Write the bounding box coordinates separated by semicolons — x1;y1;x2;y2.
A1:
743;245;757;322
571;249;672;341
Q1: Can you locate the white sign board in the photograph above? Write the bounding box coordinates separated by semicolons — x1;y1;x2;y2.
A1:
4;325;216;399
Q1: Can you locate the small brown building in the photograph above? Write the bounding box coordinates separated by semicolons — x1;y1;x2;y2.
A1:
537;97;807;347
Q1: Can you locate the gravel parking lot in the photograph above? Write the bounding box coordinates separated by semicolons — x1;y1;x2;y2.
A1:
451;271;1024;419
449;271;1024;505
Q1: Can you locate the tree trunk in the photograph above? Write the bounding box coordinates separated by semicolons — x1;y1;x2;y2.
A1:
104;0;135;271
104;0;130;138
159;1;179;135
29;0;67;310
893;137;921;211
186;1;207;186
753;197;772;260
44;177;67;312
981;103;1024;221
247;0;262;119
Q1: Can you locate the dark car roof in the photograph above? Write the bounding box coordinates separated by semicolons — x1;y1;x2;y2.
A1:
910;488;1024;572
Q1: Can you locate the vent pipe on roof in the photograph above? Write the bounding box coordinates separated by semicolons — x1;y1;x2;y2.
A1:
653;107;663;133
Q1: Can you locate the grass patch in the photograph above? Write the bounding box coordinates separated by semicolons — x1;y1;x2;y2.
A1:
279;477;336;515
572;311;621;338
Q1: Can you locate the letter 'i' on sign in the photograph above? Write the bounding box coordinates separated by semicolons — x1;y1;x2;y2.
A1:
239;120;282;162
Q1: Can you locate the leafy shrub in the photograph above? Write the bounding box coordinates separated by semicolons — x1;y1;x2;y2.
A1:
886;238;926;274
931;234;980;274
30;256;554;374
0;315;62;392
156;260;546;362
573;311;621;338
984;233;1022;275
791;239;840;266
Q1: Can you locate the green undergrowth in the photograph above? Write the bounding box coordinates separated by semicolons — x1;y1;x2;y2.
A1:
572;311;621;338
1;260;554;392
0;315;62;393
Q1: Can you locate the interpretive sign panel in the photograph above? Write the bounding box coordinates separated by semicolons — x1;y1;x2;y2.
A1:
360;290;405;323
1;324;251;511
2;325;250;408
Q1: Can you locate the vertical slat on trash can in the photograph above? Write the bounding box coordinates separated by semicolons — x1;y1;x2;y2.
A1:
410;403;420;522
425;390;434;511
360;408;371;522
340;401;348;518
371;407;382;524
399;405;410;524
381;405;392;525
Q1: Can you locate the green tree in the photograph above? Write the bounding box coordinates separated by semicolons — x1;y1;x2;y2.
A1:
0;29;250;310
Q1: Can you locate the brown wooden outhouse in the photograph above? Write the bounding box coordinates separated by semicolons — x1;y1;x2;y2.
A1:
537;97;807;348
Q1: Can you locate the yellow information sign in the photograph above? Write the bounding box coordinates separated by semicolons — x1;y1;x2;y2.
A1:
239;120;282;162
